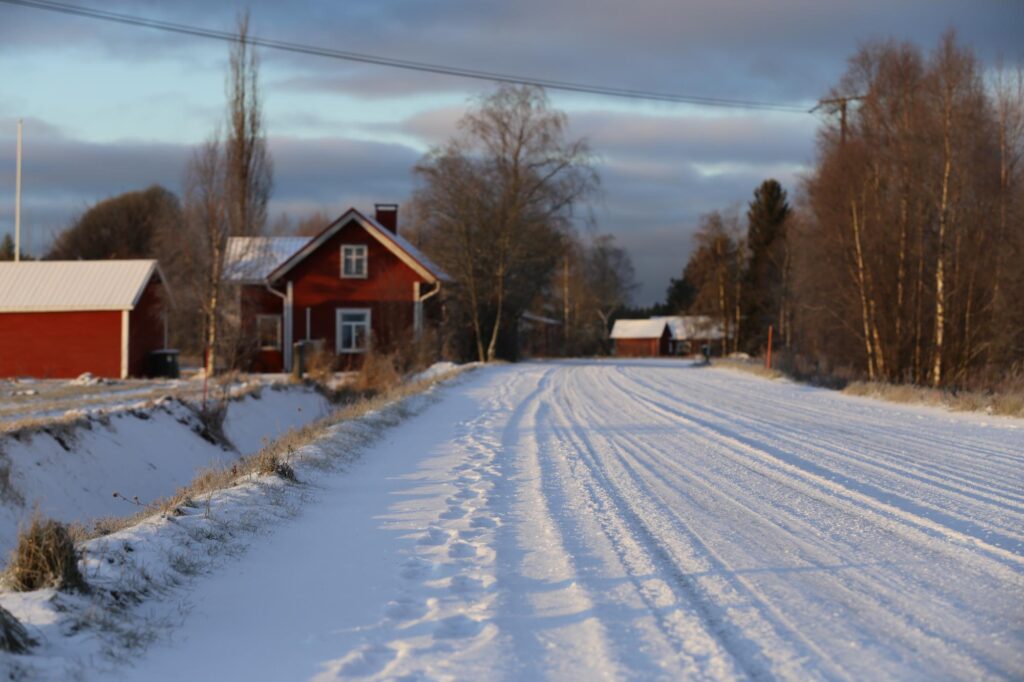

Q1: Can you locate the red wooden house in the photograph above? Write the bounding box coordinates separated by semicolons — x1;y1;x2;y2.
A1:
225;205;451;372
0;260;170;378
609;319;672;357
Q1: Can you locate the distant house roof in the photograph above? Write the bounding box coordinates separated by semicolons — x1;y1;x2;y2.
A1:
652;315;725;340
0;260;161;313
224;237;310;283
610;318;669;339
269;208;453;284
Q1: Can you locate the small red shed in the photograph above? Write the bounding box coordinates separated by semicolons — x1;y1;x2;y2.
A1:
225;205;452;372
0;260;170;379
610;319;672;357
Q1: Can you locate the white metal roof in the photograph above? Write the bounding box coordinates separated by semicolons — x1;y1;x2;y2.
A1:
652;315;725;340
0;260;158;313
610;319;668;339
224;237;310;282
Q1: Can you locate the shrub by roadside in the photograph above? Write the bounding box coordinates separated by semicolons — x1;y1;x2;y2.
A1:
3;513;86;593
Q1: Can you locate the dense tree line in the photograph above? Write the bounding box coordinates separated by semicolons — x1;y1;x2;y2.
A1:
668;33;1023;388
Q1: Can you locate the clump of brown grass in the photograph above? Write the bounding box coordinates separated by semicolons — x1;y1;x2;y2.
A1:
353;351;401;394
843;380;1024;418
4;513;87;592
193;401;229;446
711;358;784;380
305;349;337;387
0;605;34;653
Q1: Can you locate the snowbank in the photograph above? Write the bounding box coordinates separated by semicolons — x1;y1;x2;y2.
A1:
0;385;331;556
0;369;468;680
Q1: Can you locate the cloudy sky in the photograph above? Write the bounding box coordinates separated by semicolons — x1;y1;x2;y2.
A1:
0;1;1019;303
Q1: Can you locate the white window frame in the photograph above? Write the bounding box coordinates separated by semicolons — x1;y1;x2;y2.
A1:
340;244;368;279
256;314;282;350
336;308;372;354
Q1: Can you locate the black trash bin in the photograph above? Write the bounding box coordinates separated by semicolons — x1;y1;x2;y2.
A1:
292;340;309;377
146;349;180;378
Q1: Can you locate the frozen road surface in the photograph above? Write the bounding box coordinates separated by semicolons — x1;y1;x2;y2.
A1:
129;361;1024;681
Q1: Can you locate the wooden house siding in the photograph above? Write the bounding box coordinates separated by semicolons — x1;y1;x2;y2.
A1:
0;310;122;378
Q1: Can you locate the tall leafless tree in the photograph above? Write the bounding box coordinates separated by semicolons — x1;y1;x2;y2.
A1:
415;85;597;361
226;11;273;238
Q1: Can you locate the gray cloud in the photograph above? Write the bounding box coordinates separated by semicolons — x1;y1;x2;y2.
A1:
1;0;1017;303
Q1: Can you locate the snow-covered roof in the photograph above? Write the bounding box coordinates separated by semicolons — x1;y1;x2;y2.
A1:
224;237;310;283
652;315;725;340
269;208;453;284
0;260;160;313
610;319;668;339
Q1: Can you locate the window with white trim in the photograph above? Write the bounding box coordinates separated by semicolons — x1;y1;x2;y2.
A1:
256;315;282;350
341;244;368;278
336;308;371;353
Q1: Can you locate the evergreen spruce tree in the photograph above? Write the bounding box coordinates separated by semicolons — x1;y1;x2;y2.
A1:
0;234;15;261
741;179;790;353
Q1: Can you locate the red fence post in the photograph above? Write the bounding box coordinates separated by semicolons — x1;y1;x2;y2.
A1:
765;325;774;370
202;346;210;409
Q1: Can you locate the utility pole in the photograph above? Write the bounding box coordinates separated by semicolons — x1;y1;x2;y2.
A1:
811;95;864;146
15;119;22;262
563;253;570;352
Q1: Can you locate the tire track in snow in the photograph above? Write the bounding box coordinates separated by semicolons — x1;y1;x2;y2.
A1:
605;366;1024;572
637;368;1024;511
547;367;853;680
575;367;1016;679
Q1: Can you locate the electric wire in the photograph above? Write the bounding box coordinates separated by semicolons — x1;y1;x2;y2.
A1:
0;0;809;113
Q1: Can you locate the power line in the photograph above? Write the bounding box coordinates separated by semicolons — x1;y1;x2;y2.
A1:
0;0;809;113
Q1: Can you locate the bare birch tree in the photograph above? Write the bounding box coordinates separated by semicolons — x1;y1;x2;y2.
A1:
415;85;597;362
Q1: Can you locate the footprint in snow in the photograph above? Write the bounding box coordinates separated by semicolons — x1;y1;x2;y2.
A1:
418;527;452;546
470;515;499;529
440;505;468;520
384;597;428;621
400;557;432;580
448;575;484;594
448;541;478;559
434;615;484;640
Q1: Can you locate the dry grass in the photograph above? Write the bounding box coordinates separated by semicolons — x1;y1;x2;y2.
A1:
0;605;34;653
353;352;402;394
305;349;337;387
0;606;34;655
711;358;785;380
4;512;87;592
844;381;1024;418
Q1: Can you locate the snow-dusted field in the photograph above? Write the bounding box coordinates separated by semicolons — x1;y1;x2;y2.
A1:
82;361;1024;679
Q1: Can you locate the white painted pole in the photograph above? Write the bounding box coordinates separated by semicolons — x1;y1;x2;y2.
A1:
14;119;23;262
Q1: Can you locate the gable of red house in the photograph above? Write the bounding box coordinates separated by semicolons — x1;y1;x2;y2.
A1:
226;205;451;372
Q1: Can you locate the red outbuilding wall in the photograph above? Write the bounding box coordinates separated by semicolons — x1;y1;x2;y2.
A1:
614;334;670;357
0;310;122;378
128;276;167;377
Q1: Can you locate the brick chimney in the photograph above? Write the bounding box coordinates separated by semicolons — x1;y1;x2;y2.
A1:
374;203;399;234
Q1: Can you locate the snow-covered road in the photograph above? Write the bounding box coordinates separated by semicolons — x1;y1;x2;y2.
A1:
124;361;1024;681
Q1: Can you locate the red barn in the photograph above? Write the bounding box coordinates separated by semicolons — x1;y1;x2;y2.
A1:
0;260;170;379
225;205;452;372
609;319;672;357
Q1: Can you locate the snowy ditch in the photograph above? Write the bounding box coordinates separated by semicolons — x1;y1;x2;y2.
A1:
0;383;332;557
0;367;468;679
